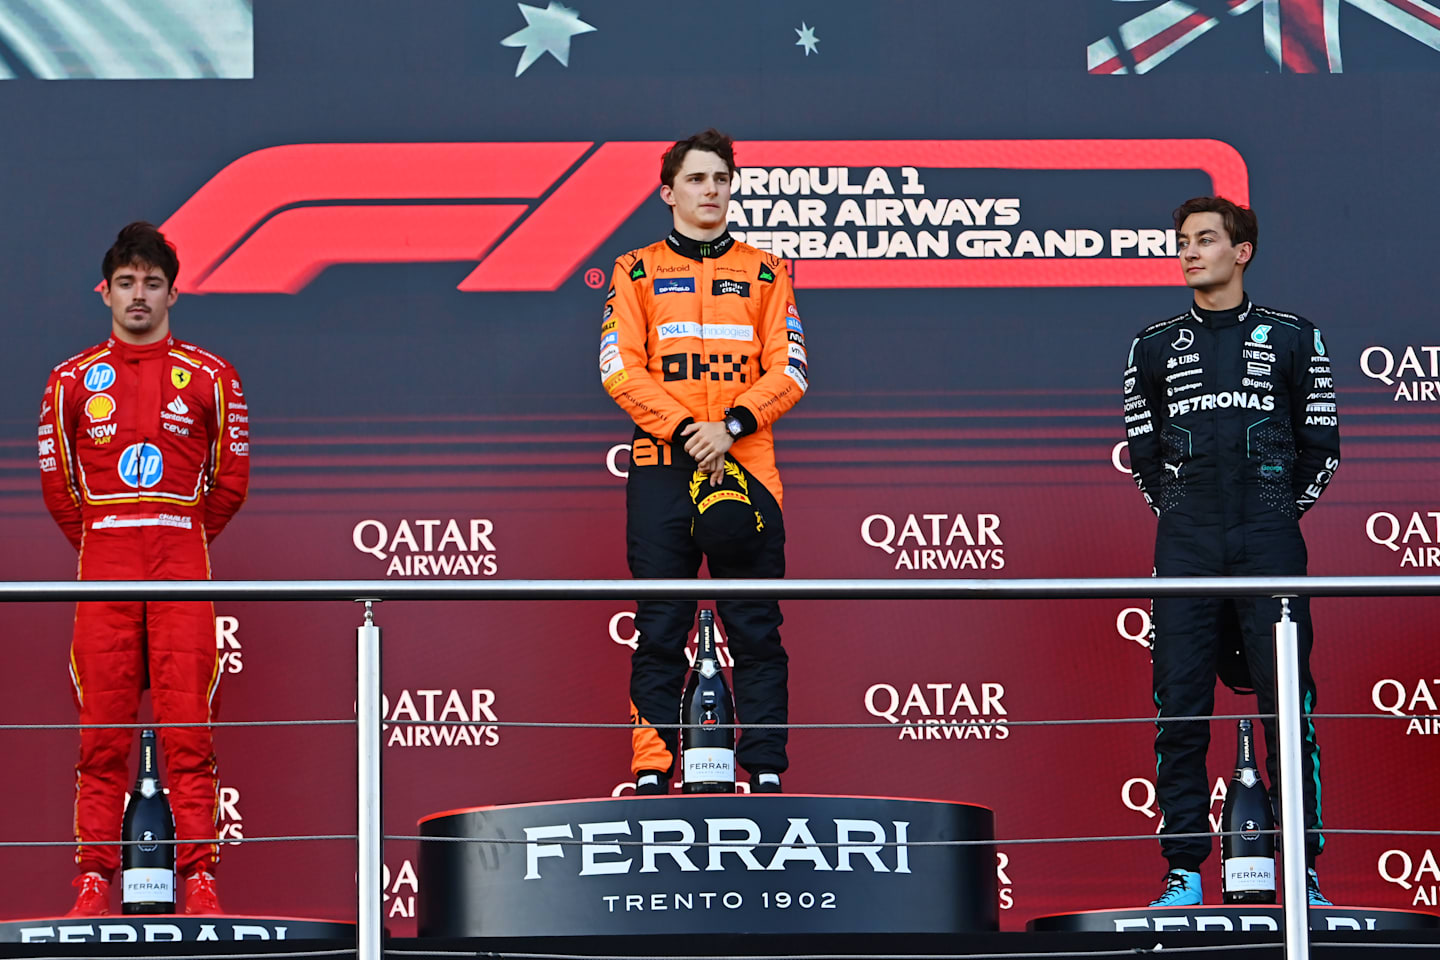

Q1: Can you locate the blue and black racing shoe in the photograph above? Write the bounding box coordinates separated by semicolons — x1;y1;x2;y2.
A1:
1149;869;1203;907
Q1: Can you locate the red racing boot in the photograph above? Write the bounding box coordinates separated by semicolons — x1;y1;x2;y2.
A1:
184;871;222;914
65;873;111;917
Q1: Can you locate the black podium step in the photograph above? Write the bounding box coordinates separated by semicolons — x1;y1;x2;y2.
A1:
0;917;353;943
418;793;996;937
1029;904;1440;933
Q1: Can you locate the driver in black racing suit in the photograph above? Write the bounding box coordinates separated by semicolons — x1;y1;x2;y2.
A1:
1123;196;1340;907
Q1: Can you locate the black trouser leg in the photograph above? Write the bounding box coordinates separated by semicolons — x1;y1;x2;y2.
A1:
709;477;788;775
626;465;701;775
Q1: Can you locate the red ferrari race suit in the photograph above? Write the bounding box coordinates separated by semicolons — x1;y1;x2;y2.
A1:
38;334;249;880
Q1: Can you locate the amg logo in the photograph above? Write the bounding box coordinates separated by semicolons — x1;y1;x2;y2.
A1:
524;817;912;879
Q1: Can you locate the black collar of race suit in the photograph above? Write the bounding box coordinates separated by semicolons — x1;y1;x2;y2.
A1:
1190;296;1253;328
666;229;735;262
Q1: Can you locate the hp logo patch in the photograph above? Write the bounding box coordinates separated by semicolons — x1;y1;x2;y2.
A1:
118;443;164;489
83;363;116;392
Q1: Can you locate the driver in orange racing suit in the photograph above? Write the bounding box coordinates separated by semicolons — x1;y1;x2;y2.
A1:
602;129;807;794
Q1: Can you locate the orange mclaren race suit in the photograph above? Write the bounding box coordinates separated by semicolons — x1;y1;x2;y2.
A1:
602;228;807;782
39;334;249;881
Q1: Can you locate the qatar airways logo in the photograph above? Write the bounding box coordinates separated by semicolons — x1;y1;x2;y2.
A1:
384;858;419;919
609;611;735;668
352;517;498;577
1379;848;1440;908
120;784;243;845
861;513;1004;571
155;139;1247;294
382;688;500;748
1365;510;1440;568
215;615;243;674
1362;345;1440;402
1372;678;1440;736
864;681;1009;741
1122;774;1232;834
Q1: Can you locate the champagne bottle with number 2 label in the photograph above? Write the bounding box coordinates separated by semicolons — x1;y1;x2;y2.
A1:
122;729;176;913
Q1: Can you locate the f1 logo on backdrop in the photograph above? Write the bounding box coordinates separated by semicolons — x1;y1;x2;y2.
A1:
154;140;1248;295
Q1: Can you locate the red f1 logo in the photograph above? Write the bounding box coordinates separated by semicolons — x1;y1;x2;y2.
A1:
159;140;1248;294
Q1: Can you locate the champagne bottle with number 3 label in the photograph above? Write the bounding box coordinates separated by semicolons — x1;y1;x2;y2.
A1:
1221;719;1277;903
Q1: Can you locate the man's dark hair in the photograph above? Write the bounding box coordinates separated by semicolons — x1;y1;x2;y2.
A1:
102;221;180;288
660;129;737;188
1172;196;1258;270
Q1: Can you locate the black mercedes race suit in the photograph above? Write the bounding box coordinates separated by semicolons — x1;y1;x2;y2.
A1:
1123;297;1340;870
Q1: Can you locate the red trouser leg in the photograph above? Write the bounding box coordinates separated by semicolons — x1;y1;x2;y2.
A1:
71;601;145;879
147;600;222;878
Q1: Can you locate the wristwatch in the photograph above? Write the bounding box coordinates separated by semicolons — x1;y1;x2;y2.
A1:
724;414;744;439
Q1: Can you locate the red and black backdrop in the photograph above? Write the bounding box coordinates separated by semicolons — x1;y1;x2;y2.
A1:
0;0;1437;930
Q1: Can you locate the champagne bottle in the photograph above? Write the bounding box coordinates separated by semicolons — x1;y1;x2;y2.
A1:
1220;719;1276;903
121;729;176;914
681;610;736;793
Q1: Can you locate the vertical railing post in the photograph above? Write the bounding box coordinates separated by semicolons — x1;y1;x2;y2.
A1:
357;600;383;960
1274;597;1310;960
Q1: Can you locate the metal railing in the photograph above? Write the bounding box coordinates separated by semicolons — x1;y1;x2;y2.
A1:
7;574;1440;960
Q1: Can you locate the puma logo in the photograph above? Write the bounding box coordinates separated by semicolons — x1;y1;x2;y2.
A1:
1164;462;1182;479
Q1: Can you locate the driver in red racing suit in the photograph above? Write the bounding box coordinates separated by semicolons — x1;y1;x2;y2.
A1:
39;223;249;916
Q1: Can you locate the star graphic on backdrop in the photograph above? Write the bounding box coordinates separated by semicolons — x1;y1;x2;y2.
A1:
794;21;819;56
500;2;596;77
